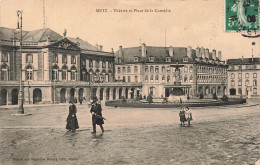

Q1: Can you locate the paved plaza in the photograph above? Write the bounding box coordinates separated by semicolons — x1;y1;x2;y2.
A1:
0;103;259;165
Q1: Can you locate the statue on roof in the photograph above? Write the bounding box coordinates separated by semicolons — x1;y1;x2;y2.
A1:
63;29;67;38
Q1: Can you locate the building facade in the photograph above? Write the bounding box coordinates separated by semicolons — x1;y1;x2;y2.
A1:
0;27;141;105
227;57;260;98
115;44;228;98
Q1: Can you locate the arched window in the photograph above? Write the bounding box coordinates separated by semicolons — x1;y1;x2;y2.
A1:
96;60;100;68
62;66;67;80
134;66;138;73
231;73;235;79
150;75;154;82
189;75;193;83
82;59;86;67
0;65;8;81
26;66;33;80
102;61;106;68
145;75;148;82
150;66;154;73
189;66;193;73
53;54;58;63
52;65;59;81
89;59;93;67
245;79;249;86
122;67;126;73
253;80;257;86
117;67;121;74
127;66;131;73
162;75;165;82
184;75;188;82
162;66;165;72
71;66;77;81
155;66;159;73
184;66;188;73
167;66;171;73
145;66;149;72
155;75;159;82
167;75;170;83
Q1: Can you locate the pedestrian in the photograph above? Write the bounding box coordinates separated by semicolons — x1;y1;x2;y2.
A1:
185;107;192;126
179;107;186;127
90;97;104;134
66;101;79;132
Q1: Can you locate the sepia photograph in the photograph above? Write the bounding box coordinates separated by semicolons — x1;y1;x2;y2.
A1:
0;0;259;164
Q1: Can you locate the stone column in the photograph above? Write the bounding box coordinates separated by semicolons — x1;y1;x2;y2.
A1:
122;87;126;98
116;88;119;100
66;88;71;102
134;88;137;99
85;87;91;101
110;88;114;100
103;87;107;100
96;87;100;99
7;88;11;105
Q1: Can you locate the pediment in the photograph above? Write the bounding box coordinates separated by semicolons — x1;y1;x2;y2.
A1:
48;38;80;50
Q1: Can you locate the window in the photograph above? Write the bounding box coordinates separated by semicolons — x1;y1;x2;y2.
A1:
134;57;139;62
189;75;193;83
238;80;242;86
245;73;249;78
102;61;106;68
150;66;154;73
253;80;257;86
184;75;188;82
122;67;126;73
71;56;76;64
0;69;8;80
82;59;86;67
184;66;188;73
117;67;121;74
183;58;188;62
253;73;257;78
155;75;159;83
238;73;242;78
162;75;165;82
89;60;93;67
231;80;235;86
145;75;148;82
26;54;33;63
53;54;58;63
149;57;154;62
71;70;76;81
108;61;112;68
167;75;170;83
245;79;249;86
134;66;138;73
1;52;8;62
128;76;131;82
231;73;235;79
26;68;33;80
62;55;67;64
127;66;131;73
166;57;171;62
118;58;122;63
253;88;257;94
162;66;165;72
189;66;193;73
62;70;67;80
238;66;242;70
155;66;159;73
96;60;100;68
52;69;58;80
167;66;171;73
145;66;148;72
230;65;234;70
150;75;154;82
135;76;138;82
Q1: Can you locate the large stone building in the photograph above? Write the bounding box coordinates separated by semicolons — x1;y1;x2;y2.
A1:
227;57;259;98
0;27;141;105
115;44;228;98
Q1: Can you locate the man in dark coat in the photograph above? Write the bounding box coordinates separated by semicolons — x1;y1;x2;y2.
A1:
90;97;104;134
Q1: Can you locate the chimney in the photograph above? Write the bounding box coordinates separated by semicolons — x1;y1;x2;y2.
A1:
196;47;201;57
187;46;192;58
99;45;103;51
169;46;173;57
205;48;209;59
218;51;222;61
119;45;123;58
201;47;205;59
142;43;146;57
212;49;216;60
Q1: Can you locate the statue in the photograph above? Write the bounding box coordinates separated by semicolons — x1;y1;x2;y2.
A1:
63;29;67;38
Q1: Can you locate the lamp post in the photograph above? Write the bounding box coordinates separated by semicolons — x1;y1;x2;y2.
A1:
240;56;243;99
17;10;24;114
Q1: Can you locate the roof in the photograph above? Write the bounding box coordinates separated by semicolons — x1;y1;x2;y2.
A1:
68;37;98;51
227;58;260;65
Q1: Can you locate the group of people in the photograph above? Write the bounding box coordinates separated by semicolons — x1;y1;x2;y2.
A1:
66;97;104;134
179;107;193;127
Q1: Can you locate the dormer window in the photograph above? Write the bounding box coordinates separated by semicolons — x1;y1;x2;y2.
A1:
149;56;154;62
166;57;171;62
183;58;188;62
134;57;139;62
118;58;122;63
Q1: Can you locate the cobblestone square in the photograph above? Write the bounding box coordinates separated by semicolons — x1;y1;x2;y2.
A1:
0;104;259;165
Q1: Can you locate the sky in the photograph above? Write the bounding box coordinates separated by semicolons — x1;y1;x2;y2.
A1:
0;0;259;60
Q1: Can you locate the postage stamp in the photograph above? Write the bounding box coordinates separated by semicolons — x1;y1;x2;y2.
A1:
225;0;259;32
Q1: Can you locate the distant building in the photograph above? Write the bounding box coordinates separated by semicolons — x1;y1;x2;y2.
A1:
0;27;141;105
227;57;259;98
114;44;228;98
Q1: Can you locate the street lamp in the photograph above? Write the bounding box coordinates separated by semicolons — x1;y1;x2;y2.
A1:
17;10;24;114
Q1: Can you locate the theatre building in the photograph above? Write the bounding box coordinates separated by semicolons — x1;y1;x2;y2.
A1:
227;57;260;98
114;44;228;98
0;27;141;105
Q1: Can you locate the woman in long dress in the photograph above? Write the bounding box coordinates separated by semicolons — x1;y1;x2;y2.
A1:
66;101;79;132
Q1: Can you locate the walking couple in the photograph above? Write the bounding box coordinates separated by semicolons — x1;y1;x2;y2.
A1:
179;107;192;127
66;97;105;134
